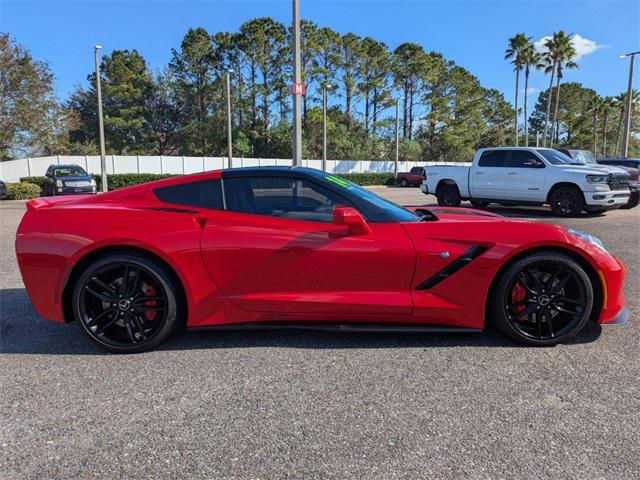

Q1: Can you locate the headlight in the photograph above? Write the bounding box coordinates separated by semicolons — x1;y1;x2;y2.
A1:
567;228;608;253
586;174;609;184
90;179;96;186
55;180;63;187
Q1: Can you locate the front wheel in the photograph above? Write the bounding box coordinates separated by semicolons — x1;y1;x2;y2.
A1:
73;253;180;353
621;191;639;209
436;183;462;207
549;186;585;217
491;252;593;346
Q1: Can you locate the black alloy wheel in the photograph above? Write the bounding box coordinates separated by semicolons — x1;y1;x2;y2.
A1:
492;252;593;346
73;253;179;353
549;186;585;217
436;183;462;207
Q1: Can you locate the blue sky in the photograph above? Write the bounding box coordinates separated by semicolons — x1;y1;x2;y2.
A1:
1;0;638;109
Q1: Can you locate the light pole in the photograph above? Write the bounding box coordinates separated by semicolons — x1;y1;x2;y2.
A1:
620;51;639;158
291;0;302;166
322;83;334;172
225;69;234;168
394;97;404;176
94;45;107;192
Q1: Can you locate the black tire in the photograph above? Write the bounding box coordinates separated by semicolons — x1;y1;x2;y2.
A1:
436;183;462;207
491;252;593;346
470;200;490;208
621;191;639;209
400;178;408;187
72;253;180;353
549;186;585;217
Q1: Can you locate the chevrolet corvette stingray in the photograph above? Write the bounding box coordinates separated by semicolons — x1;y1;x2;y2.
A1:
16;167;628;352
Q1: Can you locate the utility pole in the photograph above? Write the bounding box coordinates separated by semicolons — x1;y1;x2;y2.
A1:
94;45;107;192
322;83;333;172
621;51;639;157
291;0;303;166
226;69;234;168
394;97;403;175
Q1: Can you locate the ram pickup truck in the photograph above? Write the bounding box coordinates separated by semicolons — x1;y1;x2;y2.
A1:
396;166;426;187
421;147;631;216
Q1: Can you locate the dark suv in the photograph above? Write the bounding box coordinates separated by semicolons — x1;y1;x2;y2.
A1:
43;164;97;196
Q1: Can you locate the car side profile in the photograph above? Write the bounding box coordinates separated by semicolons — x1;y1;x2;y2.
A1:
396;167;426;187
43;164;97;196
422;147;631;216
16;167;628;353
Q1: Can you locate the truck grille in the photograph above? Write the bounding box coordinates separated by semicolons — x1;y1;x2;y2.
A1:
608;173;630;190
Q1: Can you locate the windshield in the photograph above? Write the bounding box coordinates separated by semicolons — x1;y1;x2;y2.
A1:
320;174;420;223
569;150;597;165
53;166;88;177
538;149;572;166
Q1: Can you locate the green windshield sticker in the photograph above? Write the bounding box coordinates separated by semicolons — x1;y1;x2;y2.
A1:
325;175;350;189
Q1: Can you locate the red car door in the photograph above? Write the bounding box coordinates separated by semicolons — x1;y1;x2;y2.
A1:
199;176;415;316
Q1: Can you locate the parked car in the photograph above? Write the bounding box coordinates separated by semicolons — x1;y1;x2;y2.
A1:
0;180;6;200
421;147;631;216
557;149;639;209
396;166;426;187
43;164;97;196
597;157;640;170
16;166;628;352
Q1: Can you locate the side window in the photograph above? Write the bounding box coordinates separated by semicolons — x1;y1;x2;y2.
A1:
478;150;507;168
410;167;420;175
224;176;353;223
154;179;223;209
509;150;544;168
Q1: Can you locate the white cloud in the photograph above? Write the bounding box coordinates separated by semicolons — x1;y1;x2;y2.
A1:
534;34;603;61
526;87;539;95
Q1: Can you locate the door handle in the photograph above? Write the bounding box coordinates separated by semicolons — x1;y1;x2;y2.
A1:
507;172;517;175
428;251;450;259
475;171;484;175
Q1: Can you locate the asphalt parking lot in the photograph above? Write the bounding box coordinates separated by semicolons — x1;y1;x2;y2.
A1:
1;188;639;479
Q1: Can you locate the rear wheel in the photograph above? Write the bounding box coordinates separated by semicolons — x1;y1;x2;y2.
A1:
470;200;490;208
73;253;180;353
492;252;593;346
436;183;462;207
549;186;584;217
400;178;408;187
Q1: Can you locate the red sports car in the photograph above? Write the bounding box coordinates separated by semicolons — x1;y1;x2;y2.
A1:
16;167;628;353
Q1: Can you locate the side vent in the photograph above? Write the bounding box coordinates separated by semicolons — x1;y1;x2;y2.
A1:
415;245;488;290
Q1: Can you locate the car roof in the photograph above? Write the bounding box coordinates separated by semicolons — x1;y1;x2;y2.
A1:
221;166;326;179
49;164;86;168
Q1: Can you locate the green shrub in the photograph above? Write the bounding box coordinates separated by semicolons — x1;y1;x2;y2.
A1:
337;173;395;186
93;173;176;190
5;182;42;200
19;176;47;190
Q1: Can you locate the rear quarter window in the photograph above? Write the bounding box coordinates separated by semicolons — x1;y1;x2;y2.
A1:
154;179;223;209
478;150;507;167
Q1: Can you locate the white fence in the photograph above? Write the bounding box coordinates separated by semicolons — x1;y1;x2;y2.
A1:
0;155;427;183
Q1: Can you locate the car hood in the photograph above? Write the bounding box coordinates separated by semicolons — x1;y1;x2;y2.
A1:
56;175;93;182
560;164;629;176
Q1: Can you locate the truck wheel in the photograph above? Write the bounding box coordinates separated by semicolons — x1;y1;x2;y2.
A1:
470;200;490;208
549;186;584;217
400;178;408;187
620;191;639;209
437;183;462;207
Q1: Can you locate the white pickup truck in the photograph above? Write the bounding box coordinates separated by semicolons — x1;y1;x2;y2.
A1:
421;147;631;216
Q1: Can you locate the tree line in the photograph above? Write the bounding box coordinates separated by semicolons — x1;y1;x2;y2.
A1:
1;23;638;163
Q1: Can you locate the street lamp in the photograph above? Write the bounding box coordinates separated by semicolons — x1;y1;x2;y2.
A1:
322;83;335;172
225;69;234;168
394;97;404;176
94;45;107;192
620;51;639;158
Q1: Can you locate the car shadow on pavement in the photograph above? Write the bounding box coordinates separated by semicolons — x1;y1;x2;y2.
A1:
1;288;602;355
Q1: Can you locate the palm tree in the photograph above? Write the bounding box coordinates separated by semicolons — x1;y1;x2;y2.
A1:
613;90;639;155
505;33;530;146
601;96;615;157
548;32;577;147
521;43;541;146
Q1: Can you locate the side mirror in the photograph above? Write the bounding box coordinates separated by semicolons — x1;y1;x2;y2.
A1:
524;159;544;168
332;206;371;235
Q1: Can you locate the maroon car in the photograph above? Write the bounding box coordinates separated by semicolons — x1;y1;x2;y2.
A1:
396;166;426;187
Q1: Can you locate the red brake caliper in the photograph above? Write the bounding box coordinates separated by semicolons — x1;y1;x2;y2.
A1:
143;285;157;321
510;281;527;320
